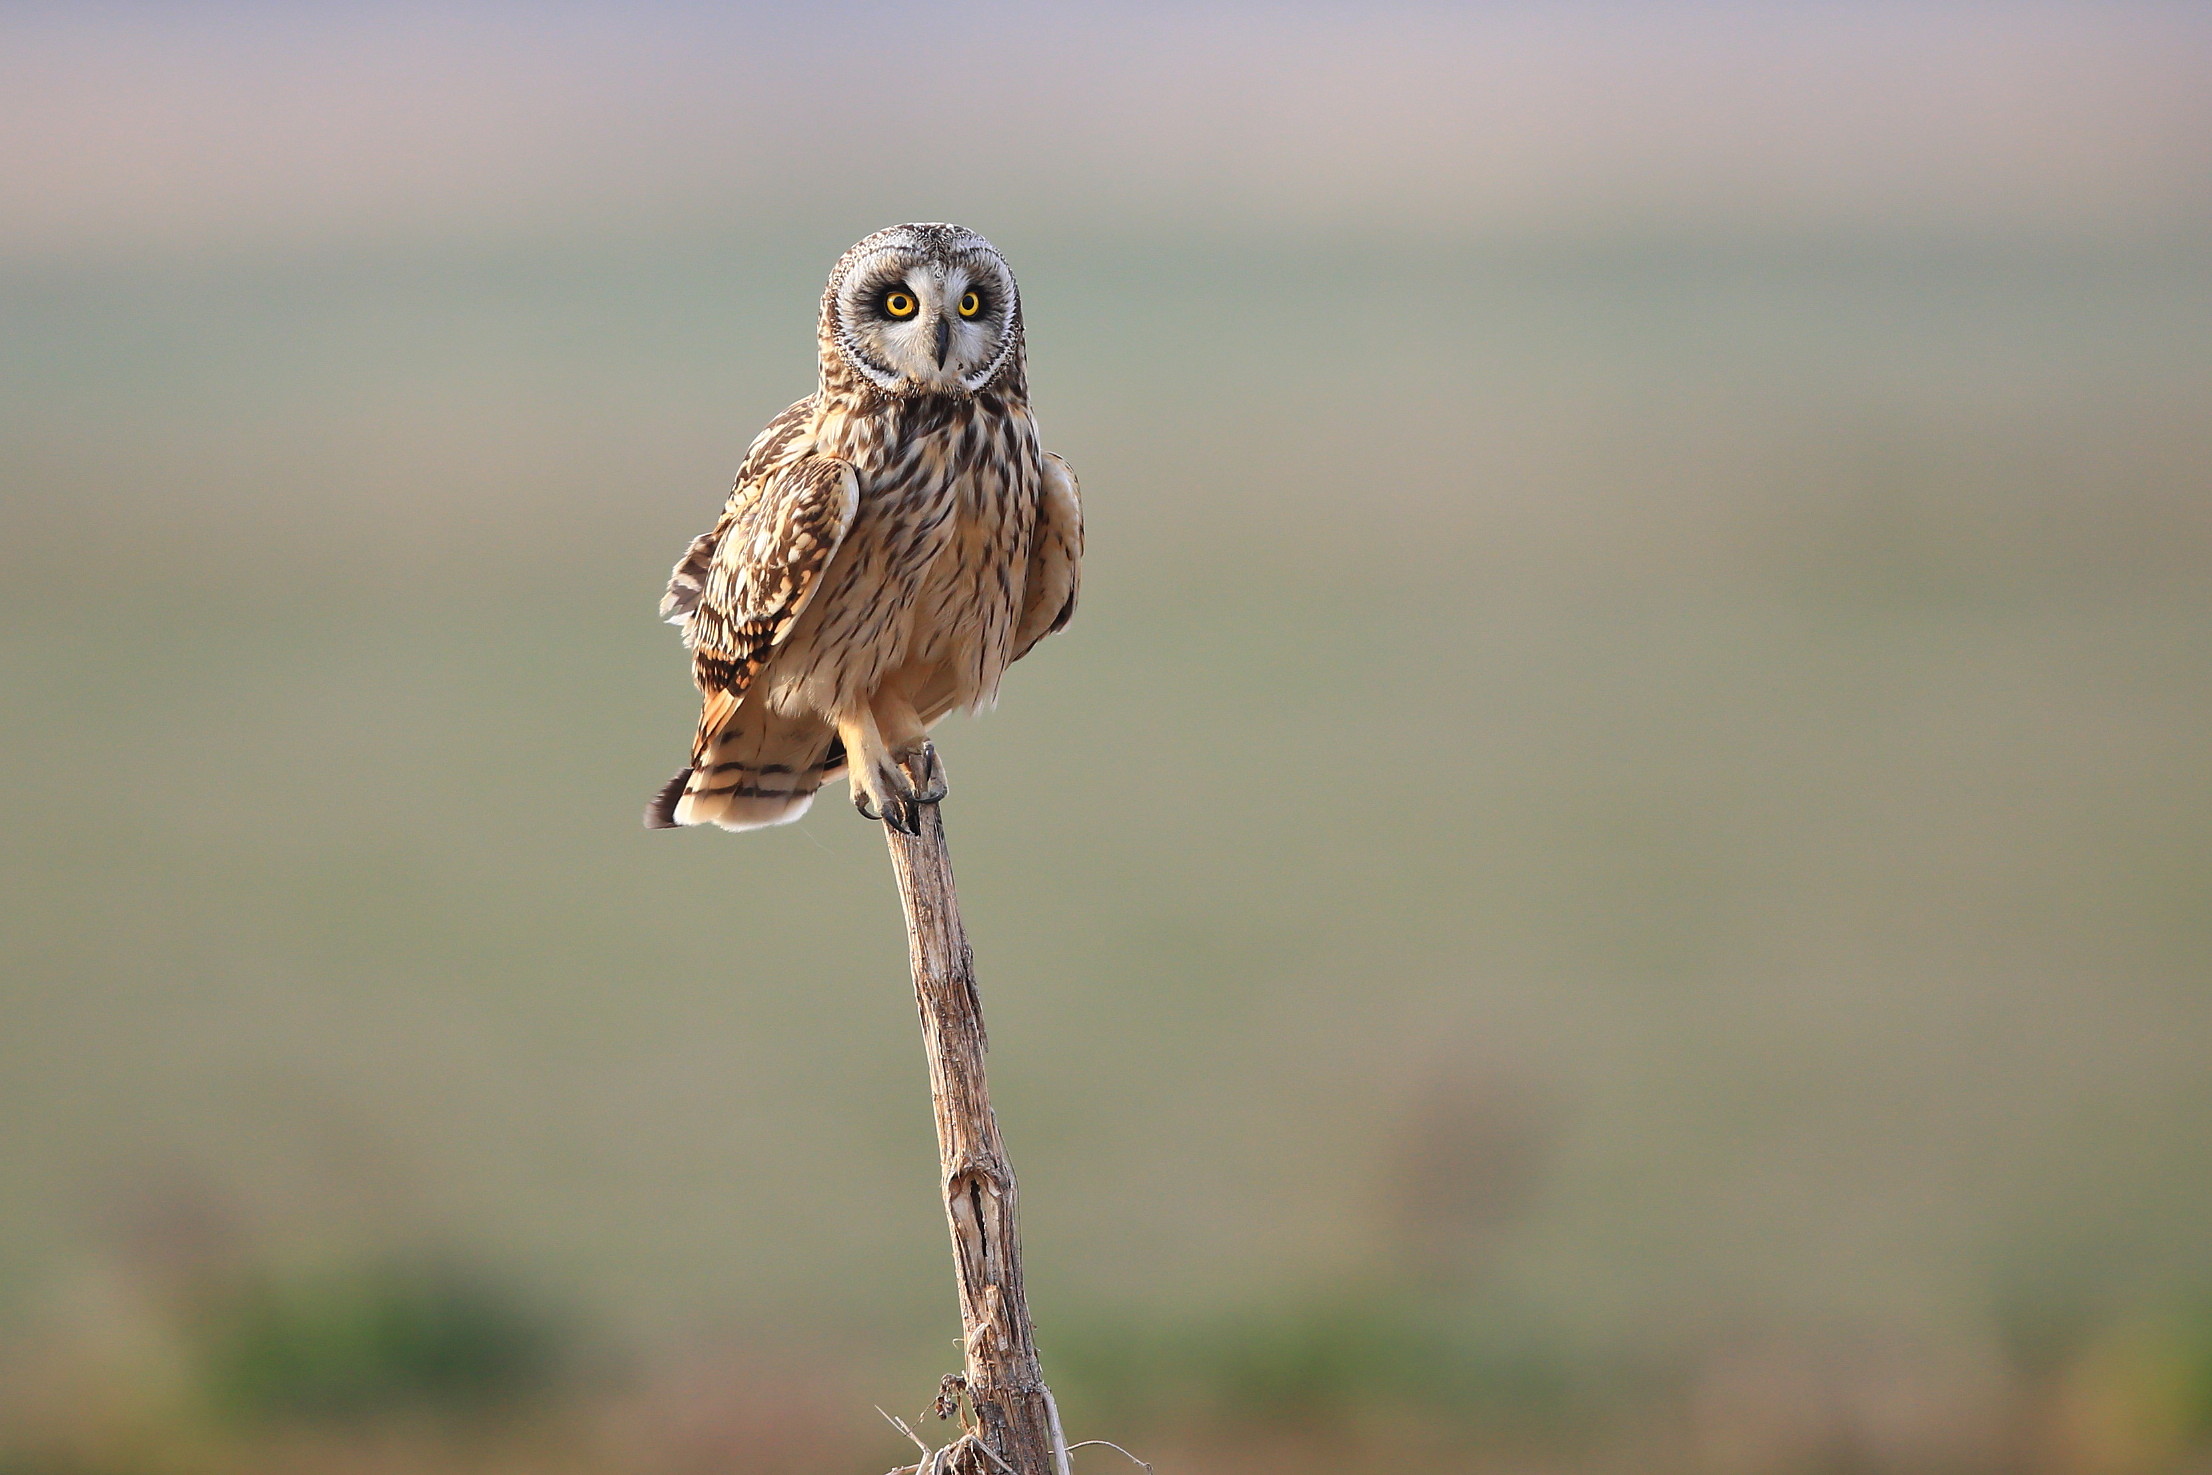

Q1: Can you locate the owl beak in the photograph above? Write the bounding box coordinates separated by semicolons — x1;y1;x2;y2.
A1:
933;316;952;368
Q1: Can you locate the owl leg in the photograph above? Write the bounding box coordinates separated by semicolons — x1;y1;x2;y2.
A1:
874;682;948;807
838;684;948;834
835;705;900;829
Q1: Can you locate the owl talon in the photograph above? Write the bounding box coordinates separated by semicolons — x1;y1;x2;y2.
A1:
896;741;948;805
852;741;943;832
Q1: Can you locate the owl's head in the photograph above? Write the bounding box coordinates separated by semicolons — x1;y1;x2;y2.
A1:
821;223;1021;397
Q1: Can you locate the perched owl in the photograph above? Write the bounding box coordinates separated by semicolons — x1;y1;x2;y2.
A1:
647;223;1083;836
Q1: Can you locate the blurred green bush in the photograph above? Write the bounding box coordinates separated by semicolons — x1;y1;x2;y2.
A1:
197;1257;566;1422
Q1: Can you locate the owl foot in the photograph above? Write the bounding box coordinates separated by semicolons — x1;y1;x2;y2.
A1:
895;739;949;805
851;740;947;835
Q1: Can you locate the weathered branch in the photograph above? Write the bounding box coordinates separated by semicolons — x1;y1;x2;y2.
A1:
881;796;1065;1475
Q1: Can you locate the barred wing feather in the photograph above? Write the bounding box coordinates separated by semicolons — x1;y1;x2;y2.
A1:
687;454;859;764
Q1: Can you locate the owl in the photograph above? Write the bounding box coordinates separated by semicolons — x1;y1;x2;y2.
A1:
647;224;1082;836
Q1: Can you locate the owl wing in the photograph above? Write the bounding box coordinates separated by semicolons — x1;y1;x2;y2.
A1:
661;395;819;630
686;453;860;763
660;523;723;631
1012;452;1082;662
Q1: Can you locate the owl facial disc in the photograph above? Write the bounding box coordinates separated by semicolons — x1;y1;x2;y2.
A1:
825;223;1020;396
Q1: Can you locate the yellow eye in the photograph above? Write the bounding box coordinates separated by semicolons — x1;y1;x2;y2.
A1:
959;291;982;318
883;290;917;319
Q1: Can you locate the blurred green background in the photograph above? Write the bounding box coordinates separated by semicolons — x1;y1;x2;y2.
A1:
4;4;2211;1471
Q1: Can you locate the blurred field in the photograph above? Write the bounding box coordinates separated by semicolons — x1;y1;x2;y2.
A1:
5;4;2212;1472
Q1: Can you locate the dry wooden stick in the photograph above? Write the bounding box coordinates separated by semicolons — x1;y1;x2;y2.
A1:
880;788;1066;1475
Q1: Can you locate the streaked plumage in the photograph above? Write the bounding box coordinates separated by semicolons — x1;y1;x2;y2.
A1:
648;223;1082;834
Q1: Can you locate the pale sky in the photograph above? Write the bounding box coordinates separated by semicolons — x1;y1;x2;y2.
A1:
4;1;2209;258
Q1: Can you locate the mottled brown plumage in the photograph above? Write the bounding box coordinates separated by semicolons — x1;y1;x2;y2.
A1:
649;224;1082;834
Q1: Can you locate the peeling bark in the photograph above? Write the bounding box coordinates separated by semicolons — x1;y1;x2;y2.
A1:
882;799;1063;1475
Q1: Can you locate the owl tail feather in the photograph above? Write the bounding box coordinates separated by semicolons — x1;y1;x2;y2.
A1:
644;703;846;832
